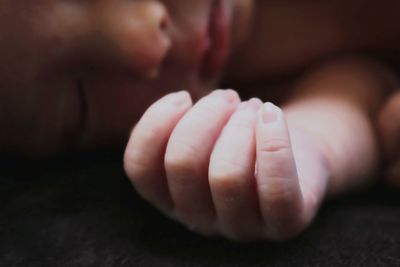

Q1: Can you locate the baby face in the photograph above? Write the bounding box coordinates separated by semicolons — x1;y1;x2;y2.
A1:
0;0;254;154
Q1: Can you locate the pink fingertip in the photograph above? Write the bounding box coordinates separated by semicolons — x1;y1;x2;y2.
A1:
261;102;280;124
165;91;190;106
224;89;240;103
248;98;263;110
211;89;239;103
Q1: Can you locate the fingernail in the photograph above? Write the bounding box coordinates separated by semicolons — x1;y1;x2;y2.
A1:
261;102;279;123
165;91;190;106
211;89;239;103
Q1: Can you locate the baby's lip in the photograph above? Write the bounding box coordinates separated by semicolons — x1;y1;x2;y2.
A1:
200;0;230;80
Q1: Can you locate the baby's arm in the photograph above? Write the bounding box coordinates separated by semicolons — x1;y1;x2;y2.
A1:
284;57;397;196
124;57;396;241
378;91;400;187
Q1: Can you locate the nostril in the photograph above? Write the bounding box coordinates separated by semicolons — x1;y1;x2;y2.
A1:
153;2;170;33
160;15;169;32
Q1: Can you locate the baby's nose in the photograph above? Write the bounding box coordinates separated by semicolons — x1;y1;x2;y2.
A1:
96;1;171;78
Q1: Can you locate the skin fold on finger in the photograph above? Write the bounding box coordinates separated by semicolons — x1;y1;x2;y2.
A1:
209;98;264;241
165;89;240;233
124;91;192;216
255;102;305;240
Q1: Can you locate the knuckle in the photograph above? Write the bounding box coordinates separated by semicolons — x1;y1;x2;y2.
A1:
165;142;201;174
210;157;248;178
256;139;295;179
258;180;297;205
210;160;248;197
256;143;296;177
166;171;192;187
164;152;190;173
164;144;205;187
227;116;255;131
258;138;290;154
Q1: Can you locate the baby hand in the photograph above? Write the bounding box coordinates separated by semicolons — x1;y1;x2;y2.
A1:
124;90;328;241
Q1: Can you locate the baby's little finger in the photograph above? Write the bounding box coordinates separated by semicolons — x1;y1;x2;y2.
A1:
124;91;192;215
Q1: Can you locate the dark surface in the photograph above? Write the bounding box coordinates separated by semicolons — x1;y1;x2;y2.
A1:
1;154;400;267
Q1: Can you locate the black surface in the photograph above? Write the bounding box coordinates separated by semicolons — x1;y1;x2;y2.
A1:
1;154;400;267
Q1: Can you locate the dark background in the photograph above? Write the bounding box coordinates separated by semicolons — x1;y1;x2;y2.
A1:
1;154;400;267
